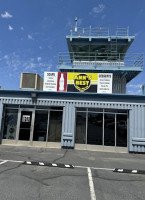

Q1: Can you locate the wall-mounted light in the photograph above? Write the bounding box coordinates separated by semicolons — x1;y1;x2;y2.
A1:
31;93;37;101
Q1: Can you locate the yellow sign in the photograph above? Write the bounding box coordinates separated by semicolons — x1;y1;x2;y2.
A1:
67;73;98;92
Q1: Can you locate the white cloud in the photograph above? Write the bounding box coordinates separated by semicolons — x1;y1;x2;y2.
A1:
134;32;140;37
28;35;33;40
127;84;142;95
8;25;13;31
127;90;134;94
37;57;42;62
4;55;9;59
21;27;24;31
2;52;21;72
9;73;12;77
136;89;142;94
90;4;105;16
1;11;13;19
127;84;141;88
0;51;54;83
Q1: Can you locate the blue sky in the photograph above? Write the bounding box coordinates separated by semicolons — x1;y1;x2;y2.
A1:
0;0;145;94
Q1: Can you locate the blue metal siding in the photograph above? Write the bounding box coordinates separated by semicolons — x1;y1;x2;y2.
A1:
0;101;3;143
61;103;75;148
0;95;145;152
112;76;126;94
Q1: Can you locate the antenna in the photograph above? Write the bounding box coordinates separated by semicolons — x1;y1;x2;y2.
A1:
75;17;77;32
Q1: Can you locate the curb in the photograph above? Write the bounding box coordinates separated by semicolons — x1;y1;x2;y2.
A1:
23;161;74;169
113;168;145;175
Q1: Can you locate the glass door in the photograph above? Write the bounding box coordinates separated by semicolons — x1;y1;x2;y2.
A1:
17;109;35;144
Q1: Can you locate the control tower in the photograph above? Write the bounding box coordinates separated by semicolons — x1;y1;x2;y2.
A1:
58;21;143;94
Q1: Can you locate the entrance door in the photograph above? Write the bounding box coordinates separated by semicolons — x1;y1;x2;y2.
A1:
17;109;35;145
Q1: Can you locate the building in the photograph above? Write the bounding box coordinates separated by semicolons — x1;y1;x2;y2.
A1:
0;25;144;153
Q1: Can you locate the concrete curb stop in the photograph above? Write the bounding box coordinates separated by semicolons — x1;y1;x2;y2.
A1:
113;168;145;175
23;161;74;169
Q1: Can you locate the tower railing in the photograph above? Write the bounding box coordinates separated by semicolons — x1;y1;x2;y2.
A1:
70;26;109;37
58;52;144;69
116;27;129;36
69;26;130;37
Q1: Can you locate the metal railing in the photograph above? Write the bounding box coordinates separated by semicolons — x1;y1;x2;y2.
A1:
69;26;129;37
116;27;129;36
70;26;109;37
58;52;144;69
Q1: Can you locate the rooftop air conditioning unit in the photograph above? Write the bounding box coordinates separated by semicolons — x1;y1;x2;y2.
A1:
20;73;43;90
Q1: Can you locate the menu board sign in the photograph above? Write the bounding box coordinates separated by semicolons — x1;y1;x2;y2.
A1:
43;72;58;91
97;73;113;94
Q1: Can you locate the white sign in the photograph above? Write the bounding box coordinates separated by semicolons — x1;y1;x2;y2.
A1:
97;73;113;94
43;72;58;91
22;115;30;122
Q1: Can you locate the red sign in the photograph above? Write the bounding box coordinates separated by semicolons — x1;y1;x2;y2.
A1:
57;72;67;92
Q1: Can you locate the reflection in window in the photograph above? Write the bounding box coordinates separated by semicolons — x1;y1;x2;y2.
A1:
88;108;103;112
116;115;127;147
3;109;18;140
77;108;87;112
75;112;86;144
104;109;127;114
48;111;62;142
104;114;115;146
33;110;48;141
87;113;103;145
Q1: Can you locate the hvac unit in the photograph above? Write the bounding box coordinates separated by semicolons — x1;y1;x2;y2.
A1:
20;73;43;90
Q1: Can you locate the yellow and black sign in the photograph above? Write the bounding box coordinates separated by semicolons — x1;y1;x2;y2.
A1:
67;73;98;92
74;74;91;92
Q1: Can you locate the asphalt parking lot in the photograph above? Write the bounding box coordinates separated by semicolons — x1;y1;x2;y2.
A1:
0;145;145;200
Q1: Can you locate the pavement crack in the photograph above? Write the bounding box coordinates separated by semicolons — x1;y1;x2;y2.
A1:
41;174;86;181
0;163;22;175
21;173;50;187
52;149;68;163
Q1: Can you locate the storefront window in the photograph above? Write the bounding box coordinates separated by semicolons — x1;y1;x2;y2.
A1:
3;109;18;140
33;110;48;141
104;114;115;146
88;108;103;113
116;114;127;147
76;108;127;148
75;112;86;144
47;111;62;142
87;113;103;145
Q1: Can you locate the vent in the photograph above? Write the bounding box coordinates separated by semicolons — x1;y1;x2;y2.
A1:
20;73;43;90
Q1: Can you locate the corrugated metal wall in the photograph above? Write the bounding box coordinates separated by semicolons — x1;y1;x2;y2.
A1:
0;101;3;142
0;96;145;152
113;76;126;94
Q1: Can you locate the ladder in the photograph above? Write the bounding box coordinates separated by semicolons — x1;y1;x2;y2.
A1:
109;37;118;60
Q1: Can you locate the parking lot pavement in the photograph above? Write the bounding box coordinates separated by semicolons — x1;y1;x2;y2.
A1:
93;168;145;200
0;146;145;200
0;160;90;200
